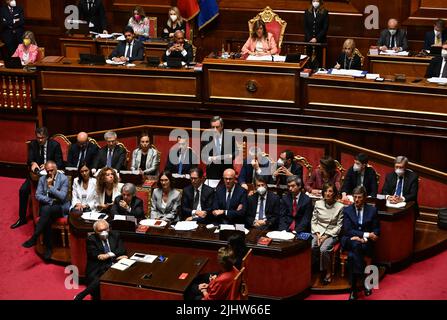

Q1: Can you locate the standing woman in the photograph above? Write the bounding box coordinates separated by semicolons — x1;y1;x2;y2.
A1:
128;6;150;41
70;163;97;214
1;0;25;56
12;31;39;65
334;39;362;70
151;170;181;222
130;132;160;176
162;7;185;40
241;20;278;56
304;0;329;69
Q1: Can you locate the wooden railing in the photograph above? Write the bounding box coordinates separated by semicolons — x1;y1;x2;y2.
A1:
0;68;36;110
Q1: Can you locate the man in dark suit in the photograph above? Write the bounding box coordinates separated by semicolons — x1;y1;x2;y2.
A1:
239;147;272;190
246;177;280;230
424;19;446;51
202;116;237;180
109;26;144;63
273;150;303;186
425;42;447;78
163;30;193;64
93;131;126;172
74;220;127;300
165;137;198;175
341;153;378;198
181;168;215;223
212;169;247;225
382;156;419;204
11;127;63;229
378;18;409;52
78;0;107;34
341;186;380;300
279;176;313;233
110;183;145;219
67;132;99;169
1;0;25;56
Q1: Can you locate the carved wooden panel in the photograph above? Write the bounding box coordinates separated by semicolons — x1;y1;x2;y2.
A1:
23;0;52;20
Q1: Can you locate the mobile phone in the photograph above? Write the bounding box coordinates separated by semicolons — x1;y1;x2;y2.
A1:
375;77;385;82
134;253;145;258
412;78;423;83
158;256;167;263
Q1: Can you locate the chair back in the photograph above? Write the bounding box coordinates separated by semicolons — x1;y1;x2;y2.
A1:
51;134;71;163
37;47;45;62
294;155;313;182
353;48;365;68
148;17;158;38
117;142;130;169
229;267;246;300
241;248;252;270
334;160;346;184
367;164;380;187
136;187;152;217
248;6;287;52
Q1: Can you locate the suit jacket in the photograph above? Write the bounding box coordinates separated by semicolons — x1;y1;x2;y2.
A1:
304;8;329;42
165;148;198;175
424;30;447;51
110;195;145;219
377;29;409;51
130;147;160;175
162;21;186;39
246;191;280;230
274;162;303;186
341;166;378;197
425;56;445;78
202;267;239;300
382;170;419;202
109;40;145;62
212;184;248;225
36;172;70;214
241;33;278;55
341;204;380;249
336;52;362;70
67;141;99;168
163;41;193;64
238;158;272;185
150;188;181;222
181;184;215;223
86;231;126;282
201;131;237;180
78;0;107;33
279;192;313;234
0;5;24;42
93;145;127;171
28;139;64;169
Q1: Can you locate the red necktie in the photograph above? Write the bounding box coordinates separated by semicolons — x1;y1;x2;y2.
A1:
289;198;298;231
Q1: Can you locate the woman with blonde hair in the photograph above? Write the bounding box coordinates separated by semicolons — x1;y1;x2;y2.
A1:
334;39;362;70
12;31;40;65
162;7;185;39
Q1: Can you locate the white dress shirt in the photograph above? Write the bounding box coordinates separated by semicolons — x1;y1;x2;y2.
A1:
440;58;447;78
355;206;370;240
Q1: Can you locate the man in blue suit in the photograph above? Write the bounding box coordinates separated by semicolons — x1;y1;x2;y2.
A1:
212;168;247;225
424;19;446;51
239;147;273;189
109;26;144;63
22;161;70;261
279;176;313;234
246;176;280;230
342;186;380;300
165;138;198;175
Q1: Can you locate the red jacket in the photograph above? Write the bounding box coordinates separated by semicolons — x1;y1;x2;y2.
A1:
202;267;239;300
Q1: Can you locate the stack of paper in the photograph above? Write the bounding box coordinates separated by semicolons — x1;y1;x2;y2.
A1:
205;179;220;188
106;59;126;65
266;231;295;241
130;253;158;263
172;173;191;179
111;258;135;271
174;221;198;231
427;77;447;85
139;219;167;228
386;201;406;209
379;50;409;56
81;212;108;221
330;69;365;77
366;73;381;80
113;215;127;221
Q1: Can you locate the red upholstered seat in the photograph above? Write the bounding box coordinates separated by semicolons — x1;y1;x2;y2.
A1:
266;21;282;52
148;17;157;38
136;188;151;217
51;134;71;163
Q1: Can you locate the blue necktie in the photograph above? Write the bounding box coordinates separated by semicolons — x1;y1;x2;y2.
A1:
226;190;232;210
106;149;112;167
103;240;111;253
395;177;403;197
357;209;362;225
258;196;265;220
178;154;183;174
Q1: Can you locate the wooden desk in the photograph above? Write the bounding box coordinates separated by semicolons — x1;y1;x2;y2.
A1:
69;214;311;299
100;252;208;300
368;54;432;78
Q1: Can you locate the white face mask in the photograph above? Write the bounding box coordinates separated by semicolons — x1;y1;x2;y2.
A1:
389;29;397;36
99;231;109;240
170;15;177;22
353;163;362;172
9;0;16;7
277;158;284;167
312;1;320;9
395;168;405;177
442;49;447;59
257;186;267;196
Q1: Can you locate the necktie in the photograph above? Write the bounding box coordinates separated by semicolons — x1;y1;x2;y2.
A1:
289;198;298;231
390;34;395;48
40;145;45;164
226;190;232;210
103;240;110;253
442;59;447;78
435;33;442;46
106;149;113;167
126;43;132;59
193;188;200;210
395;176;403;197
258;196;265;220
215;136;221;156
79;149;86;167
357;209;362;225
178;152;183;174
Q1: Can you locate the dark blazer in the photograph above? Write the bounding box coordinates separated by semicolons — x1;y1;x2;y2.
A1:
109;40;144;62
93;145;127;171
181;184;215;223
0;4;25;55
341;166;378;197
162;41;194;64
27;139;64;169
110;195;145;219
246;191;280;230
164;148;198;175
162;21;186;39
279;192;313;233
212;184;248;225
377;29;409;51
275;161;303;186
85;231;126;282
201;131;237;180
78;0;107;33
336;53;362;70
304;8;329;42
382;170;419;202
238;158;272;185
341;204;380;249
424;30;447;51
67;142;99;168
425;56;445;78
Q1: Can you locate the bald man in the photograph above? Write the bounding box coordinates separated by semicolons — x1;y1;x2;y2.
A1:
67;131;99;168
163;30;193;64
211;169;248;225
378;18;408;52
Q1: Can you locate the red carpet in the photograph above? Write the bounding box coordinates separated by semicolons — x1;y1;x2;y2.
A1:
1;176;447;300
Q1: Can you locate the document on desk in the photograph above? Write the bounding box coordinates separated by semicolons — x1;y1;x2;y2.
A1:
81;212;108;221
379;50;409;56
366;73;381;80
174;221;198;231
113;214;127;221
246;55;307;62
130;253;158;263
386;201;406;209
172;173;191;179
330;69;366;77
106;59;126;65
111;258;136;271
205;179;220;188
427;77;447;84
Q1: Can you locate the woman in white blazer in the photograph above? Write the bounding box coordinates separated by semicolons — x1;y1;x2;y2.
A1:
131;133;160;175
95;167;123;213
151;170;181;222
70;164;97;213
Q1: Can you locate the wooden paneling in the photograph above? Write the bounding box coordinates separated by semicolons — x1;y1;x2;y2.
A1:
368;54;432;78
23;0;52;20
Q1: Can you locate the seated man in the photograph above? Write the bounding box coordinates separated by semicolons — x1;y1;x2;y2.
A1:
425;42;447;78
110;183;145;219
279;176;312;234
109;26;144;63
165;137;198;175
246;177;280;230
341;186;380;300
22;161;70;260
382;156;418;204
212;169;248;225
424;19;446;51
74;220;127;300
272;150;303;187
67;131;99;169
162;30;193;64
341;153;378;199
181;168;215;223
93;131;127;172
239;147;272;190
11;127;63;229
377;18;408;52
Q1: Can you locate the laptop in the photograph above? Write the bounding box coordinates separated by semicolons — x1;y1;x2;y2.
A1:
79;53;106;65
166;57;183;68
4;57;23;69
147;56;160;67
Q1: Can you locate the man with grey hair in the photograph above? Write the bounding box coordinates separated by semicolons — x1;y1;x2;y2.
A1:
163;29;193;64
74;219;127;300
378;18;408;52
110;183;145;219
382;156;419;204
92;131;126;171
